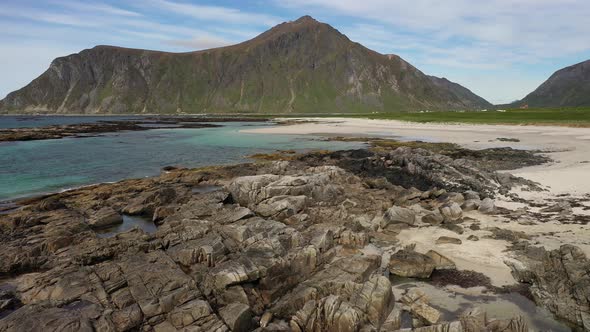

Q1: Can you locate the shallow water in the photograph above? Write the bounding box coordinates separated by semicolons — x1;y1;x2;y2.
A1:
192;184;223;194
0;118;363;201
0;115;143;128
95;215;157;238
392;282;571;331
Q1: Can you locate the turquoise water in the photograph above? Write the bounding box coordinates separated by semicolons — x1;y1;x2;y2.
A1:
0;115;143;128
0;121;362;201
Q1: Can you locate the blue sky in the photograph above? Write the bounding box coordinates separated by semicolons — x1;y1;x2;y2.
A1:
1;0;589;104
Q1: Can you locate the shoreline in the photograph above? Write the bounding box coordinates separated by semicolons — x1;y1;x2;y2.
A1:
242;117;590;195
0;117;270;142
1;119;589;330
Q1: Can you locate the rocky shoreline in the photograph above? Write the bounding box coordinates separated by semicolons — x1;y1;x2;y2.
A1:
0;143;588;331
0;117;268;142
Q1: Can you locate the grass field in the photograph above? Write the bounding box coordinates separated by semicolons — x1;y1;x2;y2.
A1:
352;108;590;126
252;107;590;126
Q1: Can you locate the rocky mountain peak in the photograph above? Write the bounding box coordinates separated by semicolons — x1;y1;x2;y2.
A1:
0;16;491;114
513;58;590;107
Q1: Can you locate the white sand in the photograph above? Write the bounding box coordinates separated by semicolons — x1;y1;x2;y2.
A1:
243;118;590;286
395;224;518;287
243;118;590;195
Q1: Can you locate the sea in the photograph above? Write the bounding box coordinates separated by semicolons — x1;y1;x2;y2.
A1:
0;116;363;201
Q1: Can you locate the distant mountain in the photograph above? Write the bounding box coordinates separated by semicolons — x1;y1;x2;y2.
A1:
427;75;492;109
0;16;491;114
514;60;590;108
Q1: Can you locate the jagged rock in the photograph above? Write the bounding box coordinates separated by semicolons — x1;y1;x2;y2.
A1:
487;227;530;243
152;205;177;224
339;229;369;248
467;235;479;241
220;302;252;332
260;311;273;328
87;207;123;229
122;186;181;216
227;169;345;207
380;147;507;197
440;202;463;221
486;316;528;332
255;195;308;219
0;146;554;331
507;244;590;330
478;198;496;214
0;301;102;332
382;206;416;227
464;191;480;201
540;201;572;213
445;192;465;204
37;196;65;211
389;250;436;278
435;236;462;245
290;296;363;332
422;209;444;225
401;289;441;325
426;250;456;270
461;199;480;212
382;307;403;331
290;276;393;332
440;224;464;234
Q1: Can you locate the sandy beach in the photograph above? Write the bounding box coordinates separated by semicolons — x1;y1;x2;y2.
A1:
243;117;590;195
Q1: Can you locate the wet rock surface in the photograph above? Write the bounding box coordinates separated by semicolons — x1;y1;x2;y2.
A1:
0;146;583;331
508;244;590;331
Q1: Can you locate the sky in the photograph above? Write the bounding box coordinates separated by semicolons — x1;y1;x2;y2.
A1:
1;0;589;104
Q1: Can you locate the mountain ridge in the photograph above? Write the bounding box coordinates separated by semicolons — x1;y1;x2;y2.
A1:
0;16;491;114
514;59;590;108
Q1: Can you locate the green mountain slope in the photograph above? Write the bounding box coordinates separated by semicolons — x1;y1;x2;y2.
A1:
427;75;492;109
0;16;491;114
514;59;590;108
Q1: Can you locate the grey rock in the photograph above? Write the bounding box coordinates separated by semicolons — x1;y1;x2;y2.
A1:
464;190;480;201
440;224;464;234
507;244;590;330
422;210;444;225
389;250;436;278
382;206;416;227
426;250;456;270
435;236;462;245
219;302;252;332
478;198;496;214
440;202;463;221
540;201;572;213
88;207;122;229
461;199;480;212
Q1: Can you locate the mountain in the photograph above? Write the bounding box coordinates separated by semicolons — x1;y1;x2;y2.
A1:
514;60;590;108
427;75;492;109
0;16;491;114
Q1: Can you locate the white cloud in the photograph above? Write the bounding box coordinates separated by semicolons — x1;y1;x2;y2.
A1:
280;0;590;102
53;1;142;17
142;0;282;26
280;0;590;62
0;43;80;99
165;34;234;50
